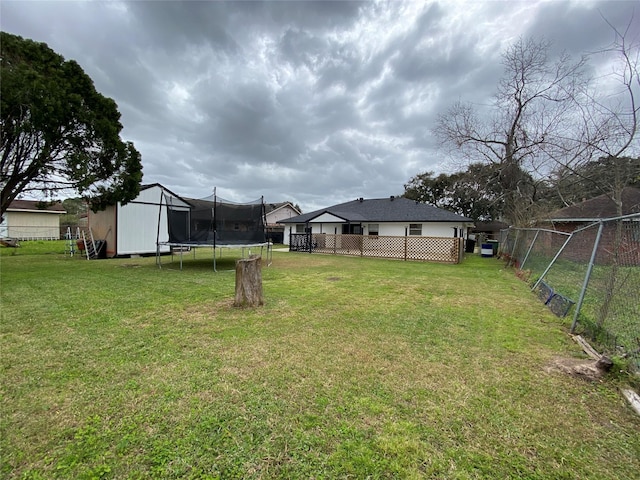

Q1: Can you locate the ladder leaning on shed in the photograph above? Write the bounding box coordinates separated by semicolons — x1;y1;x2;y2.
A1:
81;228;99;260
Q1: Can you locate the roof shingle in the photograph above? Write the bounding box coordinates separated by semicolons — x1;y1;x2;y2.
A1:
279;197;472;224
546;187;640;221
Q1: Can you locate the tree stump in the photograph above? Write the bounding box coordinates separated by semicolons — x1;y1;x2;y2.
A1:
234;255;264;307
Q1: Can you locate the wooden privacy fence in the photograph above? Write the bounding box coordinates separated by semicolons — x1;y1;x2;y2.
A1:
290;233;464;264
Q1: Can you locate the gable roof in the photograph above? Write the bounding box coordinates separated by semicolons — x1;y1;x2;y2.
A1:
545;187;640;222
7;200;66;214
265;201;301;215
278;196;473;224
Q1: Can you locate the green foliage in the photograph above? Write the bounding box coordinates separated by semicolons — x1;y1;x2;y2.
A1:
404;162;554;222
0;32;143;217
404;163;505;221
61;198;86;216
60;198;87;226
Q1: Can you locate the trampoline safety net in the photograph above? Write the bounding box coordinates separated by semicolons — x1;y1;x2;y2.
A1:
165;194;266;246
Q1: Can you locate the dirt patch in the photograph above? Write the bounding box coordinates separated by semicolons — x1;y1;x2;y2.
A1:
326;277;341;282
121;263;141;268
545;357;608;381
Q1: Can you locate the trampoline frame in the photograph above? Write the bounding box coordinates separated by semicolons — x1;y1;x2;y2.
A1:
156;241;272;271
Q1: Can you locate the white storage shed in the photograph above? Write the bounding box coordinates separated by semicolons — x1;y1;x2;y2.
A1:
88;184;190;258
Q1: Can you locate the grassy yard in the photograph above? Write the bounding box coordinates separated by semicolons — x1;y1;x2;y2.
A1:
525;254;640;361
1;242;639;479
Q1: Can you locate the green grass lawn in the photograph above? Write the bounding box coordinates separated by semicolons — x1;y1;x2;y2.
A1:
525;254;640;359
1;242;639;479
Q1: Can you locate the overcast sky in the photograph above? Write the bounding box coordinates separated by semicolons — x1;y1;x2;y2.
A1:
1;1;637;211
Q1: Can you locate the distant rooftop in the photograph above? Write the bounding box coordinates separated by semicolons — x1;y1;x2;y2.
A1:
545;187;640;221
7;200;66;213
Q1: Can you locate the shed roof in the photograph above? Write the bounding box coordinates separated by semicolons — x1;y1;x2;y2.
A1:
139;183;190;205
278;196;473;224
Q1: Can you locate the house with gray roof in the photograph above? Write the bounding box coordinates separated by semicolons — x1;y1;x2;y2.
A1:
278;196;474;263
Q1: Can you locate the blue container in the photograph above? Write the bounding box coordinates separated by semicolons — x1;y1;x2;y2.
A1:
481;243;493;257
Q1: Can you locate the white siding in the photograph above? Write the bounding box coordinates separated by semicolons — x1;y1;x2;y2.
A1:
310;213;345;223
116;185;190;256
285;221;466;244
117;200;167;256
3;211;61;239
266;205;299;224
378;222;462;237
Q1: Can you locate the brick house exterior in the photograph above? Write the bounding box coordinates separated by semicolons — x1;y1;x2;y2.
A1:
539;187;640;265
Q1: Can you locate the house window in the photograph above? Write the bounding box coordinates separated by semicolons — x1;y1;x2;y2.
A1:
409;223;422;235
368;224;379;235
342;224;362;234
296;224;306;233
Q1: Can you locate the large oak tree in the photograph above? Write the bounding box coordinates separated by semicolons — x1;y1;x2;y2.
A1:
403;163;507;222
0;32;143;220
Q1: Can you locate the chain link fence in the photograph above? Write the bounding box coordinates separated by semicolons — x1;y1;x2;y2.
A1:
500;213;640;372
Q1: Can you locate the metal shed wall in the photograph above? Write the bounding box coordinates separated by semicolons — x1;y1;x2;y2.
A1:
117;185;190;256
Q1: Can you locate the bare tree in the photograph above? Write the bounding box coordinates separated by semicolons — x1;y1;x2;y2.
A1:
571;17;639;213
434;37;588;225
572;18;640;326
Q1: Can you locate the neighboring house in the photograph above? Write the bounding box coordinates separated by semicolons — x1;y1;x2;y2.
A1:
0;200;66;240
278;196;473;263
538;187;640;264
543;187;640;230
264;202;301;243
89;183;191;258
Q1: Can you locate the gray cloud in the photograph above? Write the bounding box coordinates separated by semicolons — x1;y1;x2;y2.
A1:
1;0;637;211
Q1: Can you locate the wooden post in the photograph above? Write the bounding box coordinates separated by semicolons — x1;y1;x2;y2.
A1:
234;255;264;307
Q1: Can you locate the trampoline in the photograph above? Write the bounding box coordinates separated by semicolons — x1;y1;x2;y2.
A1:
156;191;271;271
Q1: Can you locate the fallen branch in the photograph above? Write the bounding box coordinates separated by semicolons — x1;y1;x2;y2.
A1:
621;389;640;417
572;334;601;360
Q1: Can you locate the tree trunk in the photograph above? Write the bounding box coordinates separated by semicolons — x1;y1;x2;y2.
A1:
234;255;264;307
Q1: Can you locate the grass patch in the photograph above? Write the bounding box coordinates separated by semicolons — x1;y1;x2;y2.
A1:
526;255;640;359
2;248;639;479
